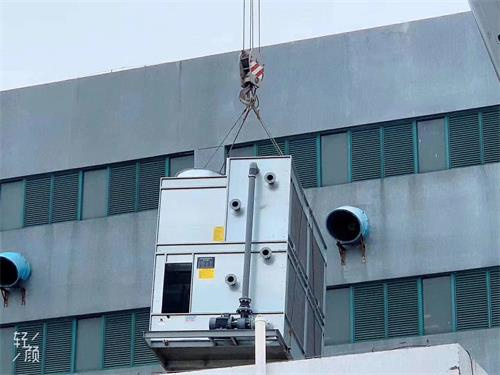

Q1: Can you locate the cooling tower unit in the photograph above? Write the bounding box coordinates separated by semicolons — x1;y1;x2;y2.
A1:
145;156;327;372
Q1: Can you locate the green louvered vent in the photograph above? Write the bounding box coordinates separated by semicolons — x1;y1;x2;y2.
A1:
51;173;79;223
15;322;44;375
257;140;285;156
456;269;489;330
482;108;500;164
138;159;165;211
383;124;415;177
387;280;419;337
288;137;318;188
133;310;158;365
108;164;137;215
24;177;51;226
449;113;481;168
491;268;500;327
44;320;73;374
104;312;132;368
351;129;381;181
354;283;385;341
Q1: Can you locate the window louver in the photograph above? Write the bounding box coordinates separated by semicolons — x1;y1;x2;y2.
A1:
133;310;157;365
490;268;500;327
288;137;318;188
108;164;137;215
257;140;285;156
351;129;381;181
354;283;385;341
24;177;51;226
138;159;165;211
51;173;79;223
387;280;419;337
482;108;500;164
455;269;489;330
103;312;132;368
449;113;481;168
15;322;44;375
383;124;415;177
44;320;73;374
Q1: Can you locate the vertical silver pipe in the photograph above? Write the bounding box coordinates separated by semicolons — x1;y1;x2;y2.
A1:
242;162;259;301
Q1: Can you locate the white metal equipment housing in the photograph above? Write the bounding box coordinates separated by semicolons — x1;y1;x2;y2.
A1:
145;156;327;372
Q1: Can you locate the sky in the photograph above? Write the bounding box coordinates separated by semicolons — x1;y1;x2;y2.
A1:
0;0;470;91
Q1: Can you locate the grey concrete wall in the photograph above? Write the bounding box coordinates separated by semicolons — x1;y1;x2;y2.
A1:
0;210;157;324
306;163;500;286
1;12;499;180
324;328;500;375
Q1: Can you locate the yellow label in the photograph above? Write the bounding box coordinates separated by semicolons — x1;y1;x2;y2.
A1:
199;268;215;279
213;226;225;242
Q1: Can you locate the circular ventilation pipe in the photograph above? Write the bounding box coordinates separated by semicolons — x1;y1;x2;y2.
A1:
0;252;31;288
229;199;241;212
264;172;276;185
260;247;273;260
325;206;369;244
225;274;238;287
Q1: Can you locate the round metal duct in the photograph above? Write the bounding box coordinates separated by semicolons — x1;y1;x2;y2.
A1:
0;252;32;288
325;206;369;244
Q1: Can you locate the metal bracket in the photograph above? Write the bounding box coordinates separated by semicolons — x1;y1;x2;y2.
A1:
336;241;347;266
1;287;9;307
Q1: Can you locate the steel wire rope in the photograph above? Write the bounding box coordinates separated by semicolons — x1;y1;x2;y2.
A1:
202;106;249;170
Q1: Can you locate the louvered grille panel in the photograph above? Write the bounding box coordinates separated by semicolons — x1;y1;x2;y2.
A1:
133;310;157;365
483;108;500;164
456;270;489;330
51;173;79;223
311;237;325;310
387;280;419;337
257;140;285;156
383;124;415;177
103;313;132;368
288;137;318;188
44;320;73;374
15;322;44;375
138;159;165;211
286;259;305;348
351;129;381;181
24;177;51;226
108;164;137;215
449;113;481;168
491;268;500;327
354;284;385;341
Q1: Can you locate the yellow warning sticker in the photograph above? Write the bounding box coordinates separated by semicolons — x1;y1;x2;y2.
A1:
199;268;215;279
213;226;225;242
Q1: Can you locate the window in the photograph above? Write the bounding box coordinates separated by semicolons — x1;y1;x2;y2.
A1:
51;172;79;223
133;310;157;365
15;322;44;375
353;283;385;341
82;169;107;219
0;181;24;230
169;154;194;177
288;137;318;188
108;163;137;215
325;288;350;345
0;327;15;375
351;128;381;181
417;118;446;172
24;176;51;226
103;312;132;368
449;113;481;168
45;319;73;374
228;145;254;157
383;124;415;177
455;269;489;330
162;263;192;313
138;158;165;211
482;107;500;164
321;133;348;186
423;276;451;334
76;317;102;372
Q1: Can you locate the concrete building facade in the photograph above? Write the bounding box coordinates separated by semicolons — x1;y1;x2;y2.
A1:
0;11;499;375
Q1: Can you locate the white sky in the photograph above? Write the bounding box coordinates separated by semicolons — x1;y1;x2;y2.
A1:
0;0;470;91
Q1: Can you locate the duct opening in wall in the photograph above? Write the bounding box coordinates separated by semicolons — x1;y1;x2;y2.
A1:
0;257;18;286
325;206;369;265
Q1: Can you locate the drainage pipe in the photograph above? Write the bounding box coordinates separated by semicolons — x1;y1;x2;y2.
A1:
255;315;267;375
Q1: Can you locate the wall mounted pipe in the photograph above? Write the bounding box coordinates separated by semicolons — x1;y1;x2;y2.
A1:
325;206;369;244
0;252;31;288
